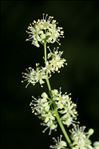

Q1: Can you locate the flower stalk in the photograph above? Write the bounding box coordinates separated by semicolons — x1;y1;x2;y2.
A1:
44;42;51;92
55;108;71;147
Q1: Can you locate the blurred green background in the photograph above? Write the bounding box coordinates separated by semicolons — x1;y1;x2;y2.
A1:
1;0;99;148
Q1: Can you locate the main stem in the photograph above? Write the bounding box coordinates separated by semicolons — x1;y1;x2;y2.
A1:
44;42;72;148
44;42;51;92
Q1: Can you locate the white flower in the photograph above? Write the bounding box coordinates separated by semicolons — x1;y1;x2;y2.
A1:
30;92;57;134
46;49;67;74
61;113;73;127
26;14;64;47
30;93;49;115
22;64;46;87
51;89;77;126
50;135;67;149
70;125;94;149
42;111;57;135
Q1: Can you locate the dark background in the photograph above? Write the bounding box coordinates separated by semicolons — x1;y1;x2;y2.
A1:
1;0;99;149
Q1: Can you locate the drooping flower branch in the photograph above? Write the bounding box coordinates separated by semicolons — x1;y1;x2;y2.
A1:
22;14;99;149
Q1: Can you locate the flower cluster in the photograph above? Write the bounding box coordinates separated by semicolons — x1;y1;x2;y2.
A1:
30;89;77;135
47;50;66;73
70;125;99;149
70;125;94;149
26;14;64;47
50;127;99;149
22;49;66;87
22;64;46;87
30;92;57;134
52;89;77;127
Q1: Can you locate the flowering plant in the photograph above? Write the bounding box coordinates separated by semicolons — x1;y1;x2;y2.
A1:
22;14;99;149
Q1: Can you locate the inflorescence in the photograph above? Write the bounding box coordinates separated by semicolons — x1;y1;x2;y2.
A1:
22;14;99;149
22;48;66;88
26;13;64;47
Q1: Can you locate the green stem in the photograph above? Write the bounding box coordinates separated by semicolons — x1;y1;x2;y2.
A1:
55;108;71;146
44;42;72;148
44;42;51;92
44;41;47;65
